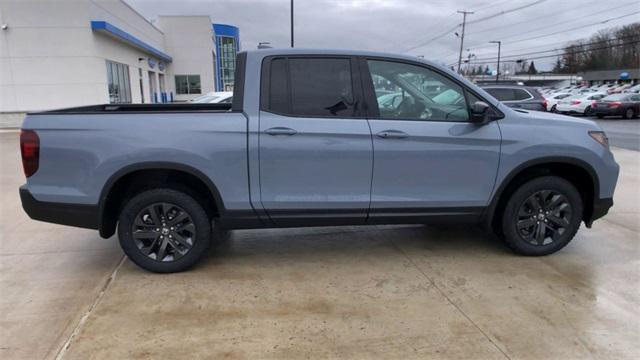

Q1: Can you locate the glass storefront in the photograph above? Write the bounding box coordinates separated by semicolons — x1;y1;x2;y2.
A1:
106;60;131;103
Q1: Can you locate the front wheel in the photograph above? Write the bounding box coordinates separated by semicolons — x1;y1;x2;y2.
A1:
118;188;211;273
501;176;583;256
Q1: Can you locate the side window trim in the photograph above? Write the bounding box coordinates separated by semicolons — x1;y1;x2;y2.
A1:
359;56;497;123
259;55;365;119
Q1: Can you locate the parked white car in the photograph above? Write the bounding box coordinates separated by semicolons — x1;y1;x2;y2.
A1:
556;92;607;115
623;84;640;93
546;92;572;112
189;91;233;104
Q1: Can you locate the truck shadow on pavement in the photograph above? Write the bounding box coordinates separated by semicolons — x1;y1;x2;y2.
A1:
199;224;510;269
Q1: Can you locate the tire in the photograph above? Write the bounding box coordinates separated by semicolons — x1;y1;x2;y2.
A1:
596;114;604;119
583;106;591;116
622;108;634;119
118;188;211;273
501;176;583;256
550;105;557;113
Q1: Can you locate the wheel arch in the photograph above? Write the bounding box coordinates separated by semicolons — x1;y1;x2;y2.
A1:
98;162;225;238
484;157;600;236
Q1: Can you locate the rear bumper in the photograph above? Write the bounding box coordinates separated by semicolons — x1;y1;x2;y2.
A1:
557;106;584;114
19;185;99;230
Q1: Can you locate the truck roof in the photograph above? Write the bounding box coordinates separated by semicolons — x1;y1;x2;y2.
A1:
245;48;447;71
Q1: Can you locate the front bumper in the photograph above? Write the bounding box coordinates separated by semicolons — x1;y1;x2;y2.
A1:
586;197;614;227
20;185;99;229
591;107;623;116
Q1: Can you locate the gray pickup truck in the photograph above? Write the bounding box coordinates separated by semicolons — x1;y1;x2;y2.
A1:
20;49;619;273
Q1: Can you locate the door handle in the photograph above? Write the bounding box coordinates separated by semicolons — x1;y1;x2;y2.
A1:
376;130;409;139
264;127;297;136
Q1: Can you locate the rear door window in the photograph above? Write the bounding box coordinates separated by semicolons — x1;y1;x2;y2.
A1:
262;57;357;117
512;89;533;100
485;88;515;101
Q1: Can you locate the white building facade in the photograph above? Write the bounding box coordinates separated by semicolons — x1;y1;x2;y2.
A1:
0;0;222;114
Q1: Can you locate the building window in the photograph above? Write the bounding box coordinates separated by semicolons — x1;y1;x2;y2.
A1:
217;36;237;91
106;60;131;103
175;75;201;95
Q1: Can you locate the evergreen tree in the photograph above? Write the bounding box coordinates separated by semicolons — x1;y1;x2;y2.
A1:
528;61;538;75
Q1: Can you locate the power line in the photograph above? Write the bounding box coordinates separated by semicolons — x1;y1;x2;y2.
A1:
466;0;548;26
439;31;639;63
465;11;640;51
404;0;549;53
468;1;636;37
471;0;512;13
470;34;640;62
451;40;640;66
399;11;458;52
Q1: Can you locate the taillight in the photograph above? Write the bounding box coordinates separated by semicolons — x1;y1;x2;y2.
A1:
591;101;597;107
542;98;548;110
571;99;581;105
608;101;622;107
20;129;39;177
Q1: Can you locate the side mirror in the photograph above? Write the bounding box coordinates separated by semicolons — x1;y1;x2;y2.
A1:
470;101;490;123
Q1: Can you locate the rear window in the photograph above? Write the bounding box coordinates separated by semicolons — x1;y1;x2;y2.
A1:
262;57;356;117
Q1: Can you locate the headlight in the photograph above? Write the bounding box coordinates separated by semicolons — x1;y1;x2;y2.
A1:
589;131;609;149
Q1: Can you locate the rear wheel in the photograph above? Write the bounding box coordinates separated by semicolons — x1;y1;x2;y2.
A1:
583;106;591;116
501;176;583;256
550;105;557;113
118;188;211;273
623;108;635;119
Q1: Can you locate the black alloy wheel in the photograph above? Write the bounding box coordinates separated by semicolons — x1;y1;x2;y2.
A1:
118;188;211;273
501;176;583;256
515;190;571;246
132;202;196;262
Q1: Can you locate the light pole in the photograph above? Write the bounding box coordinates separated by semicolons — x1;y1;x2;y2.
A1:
290;0;294;48
489;40;501;83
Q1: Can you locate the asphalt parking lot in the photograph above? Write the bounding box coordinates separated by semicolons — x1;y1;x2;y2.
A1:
591;117;640;151
1;127;639;359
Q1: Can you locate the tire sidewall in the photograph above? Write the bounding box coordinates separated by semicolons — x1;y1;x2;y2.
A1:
118;189;211;273
624;108;634;119
502;176;583;256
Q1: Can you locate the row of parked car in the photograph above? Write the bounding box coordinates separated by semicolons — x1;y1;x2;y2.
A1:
481;82;640;119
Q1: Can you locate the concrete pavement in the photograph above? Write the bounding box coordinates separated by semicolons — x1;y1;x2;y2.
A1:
1;131;639;359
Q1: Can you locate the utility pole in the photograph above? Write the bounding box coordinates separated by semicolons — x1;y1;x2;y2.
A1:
489;40;501;83
290;0;294;48
456;10;473;74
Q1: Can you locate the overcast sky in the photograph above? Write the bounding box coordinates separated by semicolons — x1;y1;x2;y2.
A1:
127;0;639;71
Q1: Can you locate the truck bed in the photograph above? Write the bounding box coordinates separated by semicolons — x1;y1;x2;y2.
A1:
30;103;233;114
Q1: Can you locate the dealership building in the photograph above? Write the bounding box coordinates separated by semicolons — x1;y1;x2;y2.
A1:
0;0;240;119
